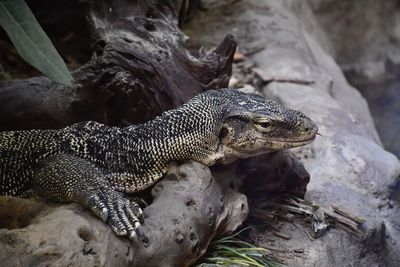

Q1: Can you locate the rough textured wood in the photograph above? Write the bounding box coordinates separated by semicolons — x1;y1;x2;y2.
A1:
0;1;242;266
0;0;236;130
0;158;307;266
237;151;310;198
0;161;248;267
132;161;248;267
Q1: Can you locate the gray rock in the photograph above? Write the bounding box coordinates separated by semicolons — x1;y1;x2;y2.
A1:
306;0;400;158
186;0;400;265
306;0;400;70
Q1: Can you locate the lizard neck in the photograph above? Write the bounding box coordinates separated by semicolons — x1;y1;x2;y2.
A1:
121;94;228;166
100;92;229;192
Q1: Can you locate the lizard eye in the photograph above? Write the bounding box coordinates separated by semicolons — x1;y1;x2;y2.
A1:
257;122;270;128
254;120;273;131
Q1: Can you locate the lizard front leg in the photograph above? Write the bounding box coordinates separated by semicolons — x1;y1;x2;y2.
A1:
32;153;142;239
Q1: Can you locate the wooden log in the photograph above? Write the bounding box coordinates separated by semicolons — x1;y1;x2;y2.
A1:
0;0;236;130
0;1;243;266
0;161;248;267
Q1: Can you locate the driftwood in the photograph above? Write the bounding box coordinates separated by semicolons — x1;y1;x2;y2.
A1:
0;0;244;266
0;1;311;266
0;0;236;130
132;162;248;266
0;161;248;267
0;158;308;266
237;151;310;198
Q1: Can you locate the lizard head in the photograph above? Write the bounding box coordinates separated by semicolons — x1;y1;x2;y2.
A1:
216;88;318;163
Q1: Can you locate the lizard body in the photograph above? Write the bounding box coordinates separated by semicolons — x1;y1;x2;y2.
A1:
0;88;317;238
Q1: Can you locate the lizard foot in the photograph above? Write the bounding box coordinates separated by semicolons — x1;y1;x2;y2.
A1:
84;186;143;239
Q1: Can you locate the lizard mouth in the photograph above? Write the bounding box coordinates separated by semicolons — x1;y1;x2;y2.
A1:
232;134;317;151
268;134;316;147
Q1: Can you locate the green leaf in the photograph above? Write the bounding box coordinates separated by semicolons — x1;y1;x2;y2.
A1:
0;0;73;85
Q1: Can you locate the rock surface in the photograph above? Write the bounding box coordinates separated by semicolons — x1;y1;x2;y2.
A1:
185;0;400;266
307;0;400;158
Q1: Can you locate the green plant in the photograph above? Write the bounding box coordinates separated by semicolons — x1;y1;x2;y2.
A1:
0;0;73;85
196;228;285;267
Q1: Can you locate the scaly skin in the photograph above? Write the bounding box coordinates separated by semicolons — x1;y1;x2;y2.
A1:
0;88;317;238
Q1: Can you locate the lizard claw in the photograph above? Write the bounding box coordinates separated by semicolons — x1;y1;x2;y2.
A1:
100;207;108;222
84;187;142;238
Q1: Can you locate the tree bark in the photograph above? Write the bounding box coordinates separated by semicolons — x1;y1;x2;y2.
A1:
0;161;249;267
0;0;236;130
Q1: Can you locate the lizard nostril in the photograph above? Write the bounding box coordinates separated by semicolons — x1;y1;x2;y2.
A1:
304;127;310;132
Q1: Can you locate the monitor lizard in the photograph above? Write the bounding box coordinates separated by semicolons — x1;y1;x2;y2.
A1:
0;88;317;239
